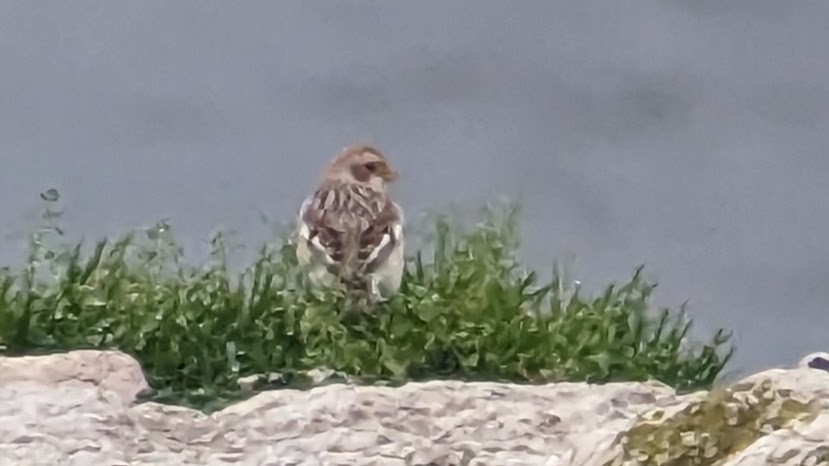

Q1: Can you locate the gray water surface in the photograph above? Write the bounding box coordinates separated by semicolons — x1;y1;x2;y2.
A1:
2;1;829;377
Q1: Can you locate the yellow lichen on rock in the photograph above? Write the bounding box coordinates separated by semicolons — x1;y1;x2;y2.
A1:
605;377;822;466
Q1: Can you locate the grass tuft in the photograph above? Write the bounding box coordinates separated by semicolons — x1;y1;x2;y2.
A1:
0;195;734;411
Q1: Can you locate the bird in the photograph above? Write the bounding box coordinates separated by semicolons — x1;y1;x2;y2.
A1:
294;144;405;302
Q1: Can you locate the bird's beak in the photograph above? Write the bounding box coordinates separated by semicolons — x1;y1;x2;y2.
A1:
384;168;399;182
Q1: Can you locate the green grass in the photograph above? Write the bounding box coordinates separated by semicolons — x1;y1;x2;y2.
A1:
0;194;734;412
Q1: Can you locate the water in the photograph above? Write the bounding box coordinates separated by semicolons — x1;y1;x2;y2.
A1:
2;1;828;377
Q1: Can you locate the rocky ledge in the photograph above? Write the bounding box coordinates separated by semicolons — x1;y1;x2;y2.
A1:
1;350;828;466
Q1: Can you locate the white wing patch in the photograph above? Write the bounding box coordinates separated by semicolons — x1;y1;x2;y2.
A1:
394;201;405;226
364;232;392;266
296;199;313;244
297;196;337;265
297;222;310;241
363;218;403;270
311;236;336;264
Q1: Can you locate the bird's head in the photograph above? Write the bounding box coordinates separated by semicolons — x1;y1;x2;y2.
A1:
324;145;399;190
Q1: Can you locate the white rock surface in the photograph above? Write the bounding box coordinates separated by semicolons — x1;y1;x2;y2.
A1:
0;349;149;403
0;350;827;466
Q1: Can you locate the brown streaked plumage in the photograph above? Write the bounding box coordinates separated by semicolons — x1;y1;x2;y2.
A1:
295;145;405;300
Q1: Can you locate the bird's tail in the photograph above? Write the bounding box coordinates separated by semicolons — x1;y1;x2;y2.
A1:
336;229;368;292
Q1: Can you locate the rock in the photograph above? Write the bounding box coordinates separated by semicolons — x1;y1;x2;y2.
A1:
236;369;349;394
1;350;829;465
799;352;829;371
236;374;261;393
0;349;149;404
603;367;829;466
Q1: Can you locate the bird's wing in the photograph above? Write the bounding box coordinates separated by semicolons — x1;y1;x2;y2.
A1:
297;194;342;268
297;183;403;276
358;199;404;274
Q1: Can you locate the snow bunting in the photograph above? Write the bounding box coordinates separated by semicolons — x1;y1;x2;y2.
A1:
295;145;405;301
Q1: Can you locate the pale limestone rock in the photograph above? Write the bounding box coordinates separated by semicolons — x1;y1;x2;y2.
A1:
0;349;149;404
1;350;829;465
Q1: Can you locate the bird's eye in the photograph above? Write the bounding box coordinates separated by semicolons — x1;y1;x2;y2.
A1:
364;162;379;172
